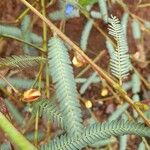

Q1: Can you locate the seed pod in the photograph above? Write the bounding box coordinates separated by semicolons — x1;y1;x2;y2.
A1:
23;89;41;102
72;52;86;67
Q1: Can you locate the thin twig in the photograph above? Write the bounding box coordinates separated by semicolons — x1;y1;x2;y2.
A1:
138;3;150;8
76;50;105;78
1;34;45;53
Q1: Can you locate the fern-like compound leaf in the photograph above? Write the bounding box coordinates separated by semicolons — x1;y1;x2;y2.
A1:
0;55;45;69
48;37;83;136
108;15;131;81
41;120;150;150
32;99;64;129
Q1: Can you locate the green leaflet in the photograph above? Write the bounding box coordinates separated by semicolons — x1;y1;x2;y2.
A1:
138;142;145;150
119;135;128;150
0;25;42;45
121;12;129;35
108;103;129;122
48;36;83;136
79;72;100;94
131;19;141;40
98;0;108;22
0;25;22;38
144;21;150;29
80;19;93;51
106;39;115;56
90;11;102;19
21;15;36;55
41;120;150;150
131;73;141;94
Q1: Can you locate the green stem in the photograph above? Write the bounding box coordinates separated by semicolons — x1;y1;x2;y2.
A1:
15;0;38;23
34;111;39;146
41;0;50;98
0;112;37;150
41;0;51;142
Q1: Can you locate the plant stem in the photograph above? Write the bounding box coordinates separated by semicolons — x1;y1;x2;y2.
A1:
138;3;150;8
19;0;150;127
15;0;38;23
0;112;37;150
34;111;39;146
41;0;51;142
41;0;50;98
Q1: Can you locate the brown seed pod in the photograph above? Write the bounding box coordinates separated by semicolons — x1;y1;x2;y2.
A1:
72;52;86;67
23;89;41;102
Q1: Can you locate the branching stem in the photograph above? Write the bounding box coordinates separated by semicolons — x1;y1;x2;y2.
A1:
19;0;150;127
